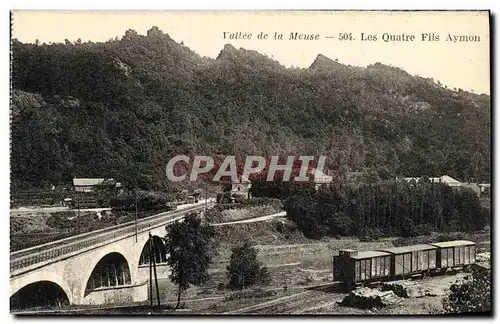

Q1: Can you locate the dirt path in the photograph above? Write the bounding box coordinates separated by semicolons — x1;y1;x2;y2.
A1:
210;211;286;226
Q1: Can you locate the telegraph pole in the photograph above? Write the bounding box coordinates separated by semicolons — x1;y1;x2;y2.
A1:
135;192;138;243
151;236;160;306
77;193;81;233
205;181;208;213
149;232;160;306
149;233;153;306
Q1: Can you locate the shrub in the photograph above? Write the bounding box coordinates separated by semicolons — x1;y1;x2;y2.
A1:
415;224;433;236
227;241;270;290
400;218;417;237
435;232;465;242
358;228;383;242
442;268;491;314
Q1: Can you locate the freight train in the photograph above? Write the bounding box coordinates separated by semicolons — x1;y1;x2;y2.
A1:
333;240;476;287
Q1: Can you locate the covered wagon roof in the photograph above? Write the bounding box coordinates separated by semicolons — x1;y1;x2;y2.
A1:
430;240;476;248
378;244;436;254
350;250;391;260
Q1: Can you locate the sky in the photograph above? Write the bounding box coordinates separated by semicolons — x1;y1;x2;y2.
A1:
12;10;490;94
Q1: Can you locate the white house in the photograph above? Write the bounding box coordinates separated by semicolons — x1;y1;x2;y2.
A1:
396;175;462;187
73;178;118;193
429;175;462;187
309;168;333;190
230;176;252;199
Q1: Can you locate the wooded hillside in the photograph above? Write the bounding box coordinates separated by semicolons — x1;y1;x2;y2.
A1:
11;27;491;191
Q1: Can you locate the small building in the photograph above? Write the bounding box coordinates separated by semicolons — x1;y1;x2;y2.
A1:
478;183;491;197
230;176;252;199
309;168;333;190
396;175;462;187
73;178;118;193
429;175;462;187
62;197;73;207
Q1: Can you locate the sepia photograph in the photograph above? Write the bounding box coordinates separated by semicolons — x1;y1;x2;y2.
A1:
9;10;491;316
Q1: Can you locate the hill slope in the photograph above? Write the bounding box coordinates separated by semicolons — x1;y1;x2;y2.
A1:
10;27;491;190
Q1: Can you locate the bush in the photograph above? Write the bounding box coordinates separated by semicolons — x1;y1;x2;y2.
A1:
46;212;74;229
358;228;383;242
435;232;465;242
392;236;434;247
442;268;491;314
227;241;271;290
328;213;354;236
415;224;434;236
111;191;172;211
400;218;417;237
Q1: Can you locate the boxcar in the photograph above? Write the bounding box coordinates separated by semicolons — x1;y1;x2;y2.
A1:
430;240;476;269
333;249;391;284
378;244;438;277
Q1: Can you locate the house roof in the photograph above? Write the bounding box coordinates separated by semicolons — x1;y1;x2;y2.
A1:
350;250;391;260
73;178;115;186
443;175;460;183
398;177;419;182
378;244;436;254
398;175;461;186
430;240;476;248
430;175;461;186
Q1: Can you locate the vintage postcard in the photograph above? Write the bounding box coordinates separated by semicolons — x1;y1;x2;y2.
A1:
9;10;491;316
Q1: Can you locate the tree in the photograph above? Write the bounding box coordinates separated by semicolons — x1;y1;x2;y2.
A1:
10;34;491;191
400;218;417;237
227;241;270;290
442;268;491;314
165;213;216;308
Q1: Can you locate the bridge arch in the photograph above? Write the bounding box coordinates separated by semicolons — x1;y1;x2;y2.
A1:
138;235;167;266
10;270;73;304
10;280;70;310
84;252;132;297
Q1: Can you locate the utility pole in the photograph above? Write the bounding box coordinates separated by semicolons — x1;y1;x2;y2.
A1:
149;234;153;307
150;233;160;306
148;232;160;307
135;191;138;243
77;193;81;233
205;181;208;213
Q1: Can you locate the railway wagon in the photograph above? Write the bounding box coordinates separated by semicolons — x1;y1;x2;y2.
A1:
378;244;438;278
430;240;476;269
333;249;391;285
333;240;477;287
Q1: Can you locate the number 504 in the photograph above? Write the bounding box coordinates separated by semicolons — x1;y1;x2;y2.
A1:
339;33;354;41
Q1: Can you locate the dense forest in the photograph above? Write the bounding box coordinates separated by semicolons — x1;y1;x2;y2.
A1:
283;181;489;239
11;27;491;191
